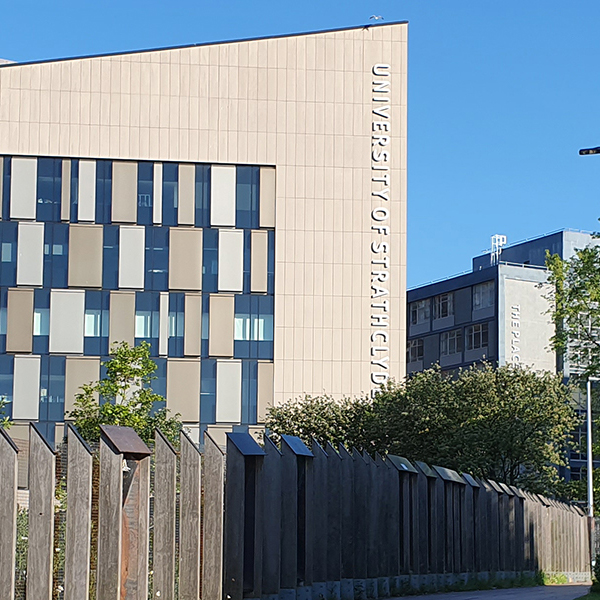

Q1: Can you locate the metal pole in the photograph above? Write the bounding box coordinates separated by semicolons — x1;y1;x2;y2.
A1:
588;378;594;518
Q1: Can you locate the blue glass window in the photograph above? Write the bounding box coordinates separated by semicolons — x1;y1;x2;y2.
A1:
202;228;218;293
137;162;154;226
43;224;69;288
162;164;178;226
243;230;251;293
233;295;274;359
103;226;119;289
241;360;258;425
135;292;160;356
0;222;18;287
95;160;113;224
201;294;209;357
195;164;210;227
0;355;13;418
145;227;169;291
70;160;79;223
0;289;7;354
200;359;216;424
168;293;184;357
84;291;109;356
39;356;66;423
150;357;167;414
236;166;259;229
1;157;10;221
36;158;62;222
33;289;50;354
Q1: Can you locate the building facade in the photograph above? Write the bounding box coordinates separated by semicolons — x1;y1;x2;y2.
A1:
0;23;408;444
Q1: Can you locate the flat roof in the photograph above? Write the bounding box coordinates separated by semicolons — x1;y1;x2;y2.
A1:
0;21;408;69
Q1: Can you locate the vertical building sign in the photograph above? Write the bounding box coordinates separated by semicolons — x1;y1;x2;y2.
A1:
370;63;391;397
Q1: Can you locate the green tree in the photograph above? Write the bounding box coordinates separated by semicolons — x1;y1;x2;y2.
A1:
266;364;578;494
0;395;10;430
67;341;182;446
546;246;600;380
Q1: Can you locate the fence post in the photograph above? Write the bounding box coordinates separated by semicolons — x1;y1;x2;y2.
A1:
280;435;314;600
311;440;328;600
339;444;354;600
64;424;93;600
223;432;265;600
325;442;342;600
203;431;225;600
27;423;56;600
261;436;282;600
0;428;18;600
153;430;177;600
179;430;202;600
461;473;480;580
97;425;151;600
352;448;368;599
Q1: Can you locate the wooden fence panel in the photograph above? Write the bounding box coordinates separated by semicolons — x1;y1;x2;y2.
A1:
311;440;328;592
64;425;93;600
27;424;56;600
203;432;225;600
153;431;177;600
0;428;18;600
339;444;354;584
179;431;202;600
325;442;342;589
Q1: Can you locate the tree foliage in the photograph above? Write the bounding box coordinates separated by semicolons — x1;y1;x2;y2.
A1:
266;364;578;494
0;395;10;430
67;341;182;446
546;245;600;381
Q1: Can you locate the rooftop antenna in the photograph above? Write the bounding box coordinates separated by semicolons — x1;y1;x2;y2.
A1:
491;234;507;266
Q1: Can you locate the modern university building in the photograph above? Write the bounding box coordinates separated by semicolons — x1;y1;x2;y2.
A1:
0;23;408;445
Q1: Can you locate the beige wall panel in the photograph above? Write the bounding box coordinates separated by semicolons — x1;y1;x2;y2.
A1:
250;230;268;293
61;160;71;221
16;222;44;286
6;289;34;353
68;224;103;287
169;228;202;291
209;294;234;357
259;167;276;228
216;360;242;423
257;362;274;423
12;356;41;420
64;357;100;414
10;157;37;220
112;161;138;223
77;160;96;222
159;292;169;356
166;359;200;422
210;165;236;226
49;290;85;353
119;225;145;289
178;163;195;225
184;294;202;357
153;163;162;224
109;291;135;346
218;229;244;292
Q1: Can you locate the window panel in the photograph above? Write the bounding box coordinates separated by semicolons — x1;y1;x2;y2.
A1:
95;160;113;224
36;158;62;222
440;329;462;356
407;338;424;363
466;323;489;351
473;281;495;311
137;162;154;225
433;293;454;320
195;164;210;227
162;163;178;226
410;300;430;325
236;166;259;229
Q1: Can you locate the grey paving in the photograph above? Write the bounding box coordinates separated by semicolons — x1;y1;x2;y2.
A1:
391;584;592;600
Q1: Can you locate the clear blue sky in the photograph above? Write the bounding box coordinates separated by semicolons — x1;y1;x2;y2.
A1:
2;1;600;288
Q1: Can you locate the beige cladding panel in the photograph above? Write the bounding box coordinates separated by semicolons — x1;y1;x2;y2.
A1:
68;224;103;287
12;356;41;420
184;294;202;357
166;359;200;422
64;357;100;413
178;163;195;225
109;291;135;346
259;167;276;229
16;222;44;286
209;294;234;357
257;362;274;423
215;360;242;423
6;288;34;353
10;157;37;220
112;161;138;223
210;166;236;227
250;230;268;293
169;228;202;290
49;290;85;353
61;160;71;221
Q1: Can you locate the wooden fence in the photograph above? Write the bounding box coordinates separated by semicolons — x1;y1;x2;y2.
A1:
0;424;591;600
